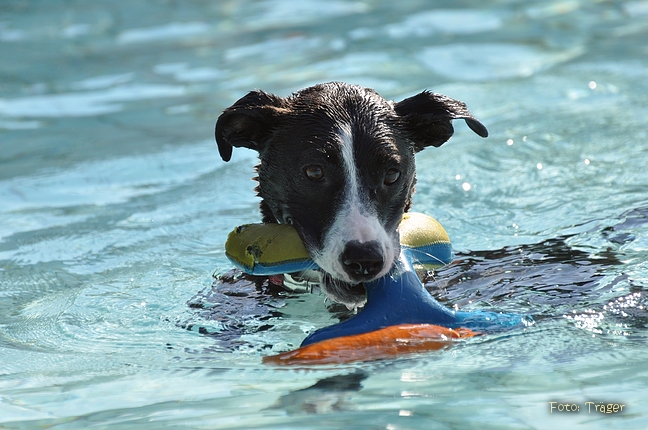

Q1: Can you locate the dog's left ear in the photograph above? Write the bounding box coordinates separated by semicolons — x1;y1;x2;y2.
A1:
394;91;488;151
215;90;289;162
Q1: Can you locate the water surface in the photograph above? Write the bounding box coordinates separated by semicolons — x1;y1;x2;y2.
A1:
1;1;648;428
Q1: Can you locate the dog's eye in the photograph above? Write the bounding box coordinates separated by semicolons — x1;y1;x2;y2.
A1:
304;165;324;181
384;168;400;185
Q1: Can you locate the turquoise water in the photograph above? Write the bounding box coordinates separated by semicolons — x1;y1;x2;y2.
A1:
1;0;648;428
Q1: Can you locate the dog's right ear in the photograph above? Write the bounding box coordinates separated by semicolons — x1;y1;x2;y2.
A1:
215;90;288;162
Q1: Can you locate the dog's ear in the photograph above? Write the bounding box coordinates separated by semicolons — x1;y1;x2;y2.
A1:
215;90;289;162
394;91;488;151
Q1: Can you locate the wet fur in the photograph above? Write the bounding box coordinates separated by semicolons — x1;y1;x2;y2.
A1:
215;82;487;308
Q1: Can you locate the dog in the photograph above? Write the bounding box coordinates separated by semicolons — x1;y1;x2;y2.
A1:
215;82;487;309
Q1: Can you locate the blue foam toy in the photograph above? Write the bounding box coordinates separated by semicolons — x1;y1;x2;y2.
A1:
301;250;531;346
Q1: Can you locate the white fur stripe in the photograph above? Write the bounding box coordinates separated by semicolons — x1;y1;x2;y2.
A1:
339;124;360;209
311;123;395;291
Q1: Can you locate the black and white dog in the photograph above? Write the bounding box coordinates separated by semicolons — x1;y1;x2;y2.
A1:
215;82;487;309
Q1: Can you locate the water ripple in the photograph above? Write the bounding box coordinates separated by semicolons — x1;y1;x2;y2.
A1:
419;43;584;81
0;84;186;118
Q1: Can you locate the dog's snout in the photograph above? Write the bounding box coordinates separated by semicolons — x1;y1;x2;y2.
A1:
341;240;384;281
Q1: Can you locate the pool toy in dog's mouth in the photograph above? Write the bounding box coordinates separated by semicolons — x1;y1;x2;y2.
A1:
225;212;453;277
225;213;531;364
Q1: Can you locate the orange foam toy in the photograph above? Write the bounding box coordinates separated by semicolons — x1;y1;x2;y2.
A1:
263;323;477;366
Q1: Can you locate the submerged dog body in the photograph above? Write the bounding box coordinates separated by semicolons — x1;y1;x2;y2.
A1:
216;82;487;308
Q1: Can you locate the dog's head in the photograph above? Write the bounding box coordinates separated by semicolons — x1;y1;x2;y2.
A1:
216;82;487;307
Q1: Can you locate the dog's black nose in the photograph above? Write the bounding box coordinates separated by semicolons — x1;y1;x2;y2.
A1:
341;240;384;281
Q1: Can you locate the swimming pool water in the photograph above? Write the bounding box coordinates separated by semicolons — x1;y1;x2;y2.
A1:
1;1;647;428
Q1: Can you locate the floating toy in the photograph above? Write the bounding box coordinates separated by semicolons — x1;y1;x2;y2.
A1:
263;324;476;366
225;213;530;365
225;212;453;276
